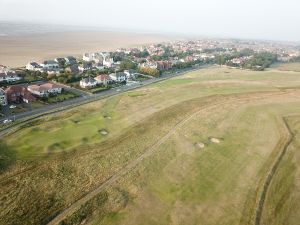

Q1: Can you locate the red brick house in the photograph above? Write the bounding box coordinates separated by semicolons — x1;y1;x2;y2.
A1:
5;85;36;104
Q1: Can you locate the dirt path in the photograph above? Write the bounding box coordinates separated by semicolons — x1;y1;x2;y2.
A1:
253;117;295;225
47;91;290;225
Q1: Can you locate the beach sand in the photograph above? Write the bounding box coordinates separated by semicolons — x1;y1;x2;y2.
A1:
0;31;172;67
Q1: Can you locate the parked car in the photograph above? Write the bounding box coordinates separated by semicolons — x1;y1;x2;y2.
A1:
3;119;12;124
9;105;16;109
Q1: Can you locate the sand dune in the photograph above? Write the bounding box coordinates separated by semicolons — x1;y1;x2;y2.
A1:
0;31;172;67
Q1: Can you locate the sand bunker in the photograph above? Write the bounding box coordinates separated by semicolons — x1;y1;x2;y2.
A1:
197;142;205;149
99;129;109;135
210;138;220;143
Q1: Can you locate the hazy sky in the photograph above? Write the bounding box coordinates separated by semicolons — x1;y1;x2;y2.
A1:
0;0;299;42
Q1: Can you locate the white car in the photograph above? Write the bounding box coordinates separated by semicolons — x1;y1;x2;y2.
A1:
3;119;12;124
9;105;16;109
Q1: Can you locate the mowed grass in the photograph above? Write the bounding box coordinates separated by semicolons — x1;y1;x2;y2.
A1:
5;95;126;158
2;65;300;225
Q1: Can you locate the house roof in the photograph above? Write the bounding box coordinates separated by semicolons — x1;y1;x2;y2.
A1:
81;76;96;84
43;60;58;65
28;85;45;92
5;85;26;95
95;74;111;81
28;82;61;92
23;91;36;101
116;72;127;77
65;56;76;61
40;82;61;89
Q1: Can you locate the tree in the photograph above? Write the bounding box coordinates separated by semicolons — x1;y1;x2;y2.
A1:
138;67;160;77
120;60;137;70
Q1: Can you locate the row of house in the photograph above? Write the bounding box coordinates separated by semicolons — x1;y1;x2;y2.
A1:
26;56;78;75
80;74;112;88
139;60;173;70
79;70;137;88
83;52;114;68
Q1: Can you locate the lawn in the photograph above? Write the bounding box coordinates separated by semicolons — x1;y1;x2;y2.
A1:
89;86;110;94
2;65;300;225
41;90;80;104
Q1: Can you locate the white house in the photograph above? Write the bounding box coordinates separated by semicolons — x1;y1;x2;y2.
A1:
139;61;157;69
95;74;112;86
100;52;114;68
83;53;104;64
0;88;7;106
103;57;114;68
27;83;63;97
26;62;44;72
0;71;22;83
41;60;60;71
80;76;98;88
109;72;127;82
123;70;136;80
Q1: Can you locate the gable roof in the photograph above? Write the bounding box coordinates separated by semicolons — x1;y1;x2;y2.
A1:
81;76;96;84
28;82;61;92
95;74;111;81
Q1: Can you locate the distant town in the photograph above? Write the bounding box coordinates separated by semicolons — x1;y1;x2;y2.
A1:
1;38;300;123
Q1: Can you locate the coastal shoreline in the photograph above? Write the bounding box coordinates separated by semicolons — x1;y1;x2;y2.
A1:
0;31;173;67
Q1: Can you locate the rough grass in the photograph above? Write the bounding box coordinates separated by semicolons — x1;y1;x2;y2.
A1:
2;65;300;225
260;116;300;225
273;62;300;72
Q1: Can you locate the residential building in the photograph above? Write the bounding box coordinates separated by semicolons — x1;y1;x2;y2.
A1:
78;62;92;73
26;62;43;72
41;60;60;71
100;52;114;68
124;70;137;80
0;71;22;83
140;61;157;69
65;64;80;74
156;61;173;70
27;83;63;97
0;88;7;106
95;74;112;85
80;76;97;88
5;85;36;104
64;56;77;65
54;58;66;65
109;72;127;82
83;53;104;64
